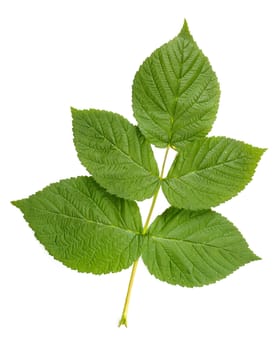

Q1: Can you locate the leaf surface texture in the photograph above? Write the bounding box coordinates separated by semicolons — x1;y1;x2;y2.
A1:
72;108;159;201
142;208;259;287
12;177;144;274
162;137;265;209
132;21;220;148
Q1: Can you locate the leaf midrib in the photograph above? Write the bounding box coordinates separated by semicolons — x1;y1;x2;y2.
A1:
168;38;206;141
28;206;141;237
77;120;159;178
150;234;241;254
167;155;253;180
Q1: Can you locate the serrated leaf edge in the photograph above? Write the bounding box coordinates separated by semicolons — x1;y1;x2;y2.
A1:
11;176;144;275
71;107;160;201
132;22;221;148
163;136;266;210
142;207;260;288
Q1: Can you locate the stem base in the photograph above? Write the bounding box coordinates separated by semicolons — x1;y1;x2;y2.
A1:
118;315;128;327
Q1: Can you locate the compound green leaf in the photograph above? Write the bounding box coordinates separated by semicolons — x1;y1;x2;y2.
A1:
162;137;265;210
142;208;259;287
72;108;160;201
132;20;220;148
12;177;144;274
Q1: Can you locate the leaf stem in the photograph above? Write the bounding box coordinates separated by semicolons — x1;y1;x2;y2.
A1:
118;259;139;327
142;189;159;234
118;146;170;327
160;145;170;179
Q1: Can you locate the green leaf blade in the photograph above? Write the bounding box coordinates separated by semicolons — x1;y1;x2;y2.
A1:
162;137;265;210
132;22;220;148
12;177;144;274
142;208;259;287
72;108;160;201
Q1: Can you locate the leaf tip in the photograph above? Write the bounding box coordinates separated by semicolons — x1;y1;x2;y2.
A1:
260;147;268;155
11;200;20;208
245;248;261;264
254;146;267;163
178;19;192;38
70;106;77;115
11;198;27;212
253;254;262;262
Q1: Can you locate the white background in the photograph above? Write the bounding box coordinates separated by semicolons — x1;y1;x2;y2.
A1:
1;0;273;349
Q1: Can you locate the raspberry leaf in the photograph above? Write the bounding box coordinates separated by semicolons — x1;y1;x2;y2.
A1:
132;20;220;148
72;108;160;201
12;20;265;327
142;208;259;287
162;137;265;210
12;177;144;274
